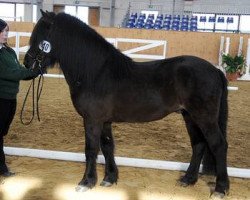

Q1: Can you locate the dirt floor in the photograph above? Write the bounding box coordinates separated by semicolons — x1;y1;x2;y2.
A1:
1;77;250;200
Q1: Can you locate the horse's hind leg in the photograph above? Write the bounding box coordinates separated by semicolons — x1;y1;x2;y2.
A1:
76;117;102;192
202;145;216;175
100;122;118;187
197;120;229;196
180;110;206;186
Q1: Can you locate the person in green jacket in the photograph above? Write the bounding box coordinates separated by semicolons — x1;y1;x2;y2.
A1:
0;19;40;177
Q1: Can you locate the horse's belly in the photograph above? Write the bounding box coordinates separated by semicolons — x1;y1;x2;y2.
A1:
112;106;172;122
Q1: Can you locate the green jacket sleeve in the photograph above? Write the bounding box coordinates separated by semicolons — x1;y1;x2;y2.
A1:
0;60;36;81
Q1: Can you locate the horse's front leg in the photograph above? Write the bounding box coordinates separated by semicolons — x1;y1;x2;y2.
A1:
76;117;103;192
100;122;118;187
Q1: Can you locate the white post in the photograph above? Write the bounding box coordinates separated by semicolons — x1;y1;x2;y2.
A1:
238;36;243;56
239;38;250;80
15;32;20;59
225;37;230;55
218;36;225;66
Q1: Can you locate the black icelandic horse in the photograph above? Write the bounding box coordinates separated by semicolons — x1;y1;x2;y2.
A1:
24;10;229;197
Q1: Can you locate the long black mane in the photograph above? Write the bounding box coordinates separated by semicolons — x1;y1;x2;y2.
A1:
50;13;133;86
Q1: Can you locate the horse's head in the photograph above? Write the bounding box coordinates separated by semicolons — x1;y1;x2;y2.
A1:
24;10;56;71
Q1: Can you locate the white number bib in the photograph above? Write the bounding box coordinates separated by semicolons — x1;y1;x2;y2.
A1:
39;40;51;53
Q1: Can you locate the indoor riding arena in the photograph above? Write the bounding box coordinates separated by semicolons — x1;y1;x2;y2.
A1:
0;1;250;200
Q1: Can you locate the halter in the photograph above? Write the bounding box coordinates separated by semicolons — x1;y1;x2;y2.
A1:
20;41;50;125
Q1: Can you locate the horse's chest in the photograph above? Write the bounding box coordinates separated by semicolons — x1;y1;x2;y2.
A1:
72;94;113;119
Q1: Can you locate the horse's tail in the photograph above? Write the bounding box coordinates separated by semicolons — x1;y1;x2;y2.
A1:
202;70;228;174
218;70;228;138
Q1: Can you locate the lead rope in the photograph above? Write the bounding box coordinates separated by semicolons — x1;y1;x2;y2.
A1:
20;66;44;125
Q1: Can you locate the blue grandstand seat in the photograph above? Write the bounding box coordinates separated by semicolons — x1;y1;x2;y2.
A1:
217;17;225;23
138;16;145;21
153;24;162;30
190;19;198;31
172;25;180;31
135;23;144;29
155;19;162;24
164;14;172;21
126;22;134;28
173;15;181;20
172;21;180;27
190;20;197;26
227;17;234;23
182;15;189;21
130;14;137;19
190;16;198;22
144;23;153;29
181;26;188;31
144;19;153;29
156;14;164;20
163;20;171;25
146;18;154;24
164;18;171;24
138;13;146;20
190;25;198;31
181;21;188;27
137;18;145;24
148;14;155;20
155;20;163;26
128;18;136;23
162;24;170;30
200;16;207;22
131;13;137;18
208;16;216;22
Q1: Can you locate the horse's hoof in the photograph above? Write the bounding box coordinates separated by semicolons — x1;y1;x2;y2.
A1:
178;175;197;187
100;181;113;187
210;191;225;199
178;180;189;187
75;185;90;192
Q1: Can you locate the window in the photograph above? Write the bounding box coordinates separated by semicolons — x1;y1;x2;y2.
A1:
239;15;250;33
0;3;26;21
65;6;76;16
0;3;15;21
33;5;37;23
77;7;88;23
65;6;89;24
16;4;24;21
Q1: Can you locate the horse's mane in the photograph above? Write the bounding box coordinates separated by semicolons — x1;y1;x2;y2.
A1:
50;13;133;85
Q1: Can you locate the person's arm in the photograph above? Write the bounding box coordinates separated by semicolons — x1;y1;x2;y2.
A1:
0;60;40;81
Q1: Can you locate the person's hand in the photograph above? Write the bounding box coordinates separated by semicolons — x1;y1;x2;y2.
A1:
23;62;43;80
31;63;42;77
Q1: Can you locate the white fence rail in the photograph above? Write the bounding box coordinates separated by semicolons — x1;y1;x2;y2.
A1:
107;38;167;60
9;32;167;60
4;147;250;179
8;32;31;59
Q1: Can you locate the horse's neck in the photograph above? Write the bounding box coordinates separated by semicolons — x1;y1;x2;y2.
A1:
58;63;75;82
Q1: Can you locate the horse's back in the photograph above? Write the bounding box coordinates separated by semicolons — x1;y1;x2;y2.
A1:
169;55;224;90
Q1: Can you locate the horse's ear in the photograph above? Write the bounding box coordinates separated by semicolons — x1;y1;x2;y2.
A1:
40;9;55;17
47;11;56;19
40;9;55;24
40;9;47;17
